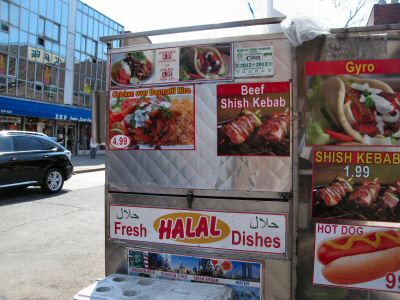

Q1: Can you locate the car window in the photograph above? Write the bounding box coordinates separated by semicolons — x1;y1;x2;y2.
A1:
0;136;14;152
40;139;57;150
14;136;44;151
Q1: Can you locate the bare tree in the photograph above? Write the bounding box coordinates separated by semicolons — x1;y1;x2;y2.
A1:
324;0;378;27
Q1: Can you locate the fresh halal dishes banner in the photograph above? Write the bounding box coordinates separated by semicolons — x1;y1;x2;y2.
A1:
313;222;400;293
312;149;400;222
110;205;287;254
217;81;290;156
108;85;194;150
305;59;400;146
127;248;263;300
110;43;231;86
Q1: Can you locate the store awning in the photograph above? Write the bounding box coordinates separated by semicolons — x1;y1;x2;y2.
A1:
0;96;92;122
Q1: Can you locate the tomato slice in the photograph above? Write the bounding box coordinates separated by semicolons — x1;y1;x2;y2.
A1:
354;123;380;136
110;112;125;124
324;129;354;142
122;98;139;112
117;69;130;84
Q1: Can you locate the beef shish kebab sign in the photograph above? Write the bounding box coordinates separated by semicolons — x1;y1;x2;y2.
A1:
313;222;400;293
312;149;400;222
217;82;291;156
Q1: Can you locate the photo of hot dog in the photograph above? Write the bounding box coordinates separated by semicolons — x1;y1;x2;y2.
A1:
317;229;400;285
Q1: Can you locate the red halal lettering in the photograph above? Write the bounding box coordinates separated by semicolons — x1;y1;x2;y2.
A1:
158;216;221;240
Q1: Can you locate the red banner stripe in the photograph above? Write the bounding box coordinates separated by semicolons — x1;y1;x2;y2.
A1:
305;59;400;76
217;81;290;96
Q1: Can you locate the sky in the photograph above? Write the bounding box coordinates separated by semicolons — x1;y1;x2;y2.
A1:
81;0;376;43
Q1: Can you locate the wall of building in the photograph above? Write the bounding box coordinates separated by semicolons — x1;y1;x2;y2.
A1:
0;0;124;154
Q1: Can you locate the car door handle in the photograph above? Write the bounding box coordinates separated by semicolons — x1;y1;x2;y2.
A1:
9;157;17;161
43;155;50;158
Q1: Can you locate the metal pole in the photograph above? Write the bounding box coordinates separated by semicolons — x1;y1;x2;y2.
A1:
100;17;285;43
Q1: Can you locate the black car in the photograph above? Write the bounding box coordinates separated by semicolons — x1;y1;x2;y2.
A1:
0;131;74;193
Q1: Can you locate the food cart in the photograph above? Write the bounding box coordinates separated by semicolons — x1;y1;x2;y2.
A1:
93;19;400;300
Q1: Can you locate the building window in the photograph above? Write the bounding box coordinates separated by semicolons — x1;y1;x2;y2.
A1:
38;37;45;46
79;123;91;150
7;55;16;77
0;53;6;75
1;23;9;33
0;115;22;130
10;3;19;27
1;1;9;22
38;16;60;43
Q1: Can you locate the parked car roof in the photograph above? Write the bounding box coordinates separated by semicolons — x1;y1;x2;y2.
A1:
0;130;48;136
0;130;63;147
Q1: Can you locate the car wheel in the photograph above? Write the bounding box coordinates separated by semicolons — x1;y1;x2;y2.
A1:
42;168;64;193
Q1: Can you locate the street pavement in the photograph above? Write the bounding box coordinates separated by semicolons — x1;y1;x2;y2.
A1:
72;155;105;174
0;171;105;300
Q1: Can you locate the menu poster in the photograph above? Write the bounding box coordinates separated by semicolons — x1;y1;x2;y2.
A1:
108;85;195;150
179;44;231;82
313;222;400;294
234;46;274;77
305;59;400;147
312;149;400;222
217;81;290;156
111;50;156;86
127;249;263;300
110;43;232;87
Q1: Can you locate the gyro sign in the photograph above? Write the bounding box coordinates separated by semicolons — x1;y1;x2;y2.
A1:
110;205;287;254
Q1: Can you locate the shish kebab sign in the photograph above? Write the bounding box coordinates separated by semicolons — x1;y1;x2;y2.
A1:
110;205;287;254
217;81;291;156
312;149;400;222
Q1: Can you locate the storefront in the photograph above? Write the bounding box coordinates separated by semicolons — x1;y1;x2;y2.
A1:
0;95;91;155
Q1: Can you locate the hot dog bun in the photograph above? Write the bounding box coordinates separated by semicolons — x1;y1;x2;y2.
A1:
322;246;400;285
318;230;400;265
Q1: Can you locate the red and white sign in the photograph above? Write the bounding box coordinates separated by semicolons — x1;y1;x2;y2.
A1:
110;135;130;149
305;59;400;76
313;222;400;293
110;205;287;254
217;81;291;156
155;48;180;83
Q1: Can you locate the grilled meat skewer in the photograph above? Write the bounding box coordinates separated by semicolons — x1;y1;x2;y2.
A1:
317;176;353;207
348;178;380;207
255;111;289;144
220;110;262;145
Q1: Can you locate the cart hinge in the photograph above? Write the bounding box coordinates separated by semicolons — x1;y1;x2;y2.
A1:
280;192;292;201
187;190;194;209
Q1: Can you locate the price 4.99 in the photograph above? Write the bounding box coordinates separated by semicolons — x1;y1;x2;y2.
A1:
111;134;130;149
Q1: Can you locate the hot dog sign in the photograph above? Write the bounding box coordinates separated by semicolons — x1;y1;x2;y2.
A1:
313;222;400;293
110;205;287;254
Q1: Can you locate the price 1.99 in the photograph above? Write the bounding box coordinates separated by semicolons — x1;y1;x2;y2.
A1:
111;135;130;149
344;165;370;178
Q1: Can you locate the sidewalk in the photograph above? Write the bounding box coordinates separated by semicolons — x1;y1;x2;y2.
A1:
72;154;105;174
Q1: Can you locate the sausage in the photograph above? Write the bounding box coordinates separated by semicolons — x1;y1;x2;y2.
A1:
317;230;400;284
